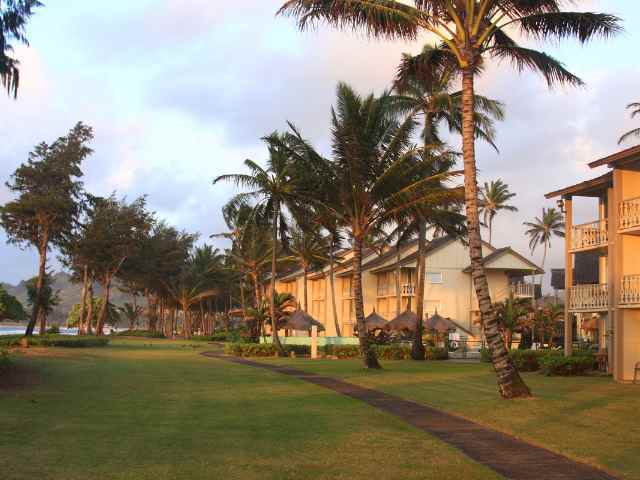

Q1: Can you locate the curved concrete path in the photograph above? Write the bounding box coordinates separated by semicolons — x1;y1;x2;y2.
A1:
202;352;619;480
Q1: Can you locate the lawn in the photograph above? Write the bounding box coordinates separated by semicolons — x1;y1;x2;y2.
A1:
0;339;500;480
259;357;640;480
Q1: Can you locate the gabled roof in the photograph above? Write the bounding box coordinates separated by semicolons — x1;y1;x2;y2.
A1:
462;247;543;274
544;172;612;199
588;144;640;169
368;236;455;274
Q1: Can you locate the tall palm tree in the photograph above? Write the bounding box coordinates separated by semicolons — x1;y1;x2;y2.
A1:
214;134;308;356
1;0;42;97
523;207;564;280
278;0;620;399
619;102;640;145
480;179;518;244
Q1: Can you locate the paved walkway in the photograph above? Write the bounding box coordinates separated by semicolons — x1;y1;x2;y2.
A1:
202;351;618;480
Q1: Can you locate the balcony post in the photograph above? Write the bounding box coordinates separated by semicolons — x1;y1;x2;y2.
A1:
607;188;616;371
564;196;573;357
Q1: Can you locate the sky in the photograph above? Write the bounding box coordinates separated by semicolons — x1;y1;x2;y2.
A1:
1;0;639;286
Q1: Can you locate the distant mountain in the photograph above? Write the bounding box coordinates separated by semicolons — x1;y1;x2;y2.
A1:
1;272;130;325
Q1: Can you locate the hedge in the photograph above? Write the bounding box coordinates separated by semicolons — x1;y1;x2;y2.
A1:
116;330;166;339
225;343;448;360
0;335;110;348
539;354;596;376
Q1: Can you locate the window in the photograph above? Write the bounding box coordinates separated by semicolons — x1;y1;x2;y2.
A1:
426;271;443;284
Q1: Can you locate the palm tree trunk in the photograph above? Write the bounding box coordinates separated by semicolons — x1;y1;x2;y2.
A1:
462;67;530;398
329;245;341;337
412;219;427;360
489;217;493;245
270;200;285;356
353;235;381;369
78;264;89;335
395;242;401;317
540;241;548;286
26;235;48;337
303;266;308;312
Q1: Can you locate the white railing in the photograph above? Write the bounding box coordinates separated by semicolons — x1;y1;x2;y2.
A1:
571;220;608;251
568;284;609;311
401;284;416;296
620;275;640;306
510;283;535;298
619;197;640;231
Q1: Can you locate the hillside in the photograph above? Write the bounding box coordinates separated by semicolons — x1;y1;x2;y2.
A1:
1;272;131;325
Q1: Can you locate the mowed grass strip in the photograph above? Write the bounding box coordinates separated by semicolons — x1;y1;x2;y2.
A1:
259;357;640;480
0;339;499;480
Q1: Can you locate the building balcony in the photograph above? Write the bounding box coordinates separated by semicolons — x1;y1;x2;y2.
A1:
568;284;609;312
619;196;640;232
620;275;640;307
401;284;416;296
376;284;417;297
570;220;608;252
510;282;535;298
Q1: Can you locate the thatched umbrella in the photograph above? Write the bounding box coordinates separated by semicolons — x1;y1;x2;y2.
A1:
425;311;456;333
362;310;388;332
284;310;326;332
386;310;418;332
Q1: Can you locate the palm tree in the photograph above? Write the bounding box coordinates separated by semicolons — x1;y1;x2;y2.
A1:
214;134;308;356
480;179;518;244
278;0;620;399
119;302;144;331
494;293;531;350
524;207;564;280
619;102;640;145
1;0;42;98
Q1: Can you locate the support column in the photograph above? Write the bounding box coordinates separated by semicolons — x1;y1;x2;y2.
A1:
607;187;616;373
564;196;573;357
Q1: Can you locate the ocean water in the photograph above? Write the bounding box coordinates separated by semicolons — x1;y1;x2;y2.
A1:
0;326;79;336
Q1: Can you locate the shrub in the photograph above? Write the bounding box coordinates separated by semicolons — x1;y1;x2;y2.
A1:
46;325;61;334
116;330;166;338
480;347;491;363
425;347;449;360
376;345;411;360
539;354;595;376
509;350;547;372
0;348;11;374
224;343;279;357
0;335;109;348
323;344;360;359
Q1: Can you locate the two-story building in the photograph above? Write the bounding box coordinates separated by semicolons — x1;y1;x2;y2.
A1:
273;235;542;341
546;144;640;382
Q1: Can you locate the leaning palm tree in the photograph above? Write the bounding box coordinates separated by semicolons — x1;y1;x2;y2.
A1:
1;0;42;97
278;0;620;399
618;102;640;145
214;134;308;356
480;179;518;244
524;207;564;280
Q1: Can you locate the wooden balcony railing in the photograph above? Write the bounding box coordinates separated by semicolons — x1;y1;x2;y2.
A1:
510;283;535;298
568;284;609;312
620;275;640;306
619;196;640;231
571;220;608;251
401;284;416;296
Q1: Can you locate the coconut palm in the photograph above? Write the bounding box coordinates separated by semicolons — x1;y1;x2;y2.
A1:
524;207;564;279
278;0;619;399
1;0;42;97
480;179;518;244
618;102;640;145
494;293;531;350
214;134;309;356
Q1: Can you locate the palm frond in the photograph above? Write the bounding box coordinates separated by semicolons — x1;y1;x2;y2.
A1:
515;12;622;44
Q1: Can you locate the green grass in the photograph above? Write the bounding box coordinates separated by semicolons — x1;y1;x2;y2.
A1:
259;357;640;480
0;339;500;480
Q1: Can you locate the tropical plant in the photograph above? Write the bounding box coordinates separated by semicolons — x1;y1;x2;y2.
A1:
494;293;531;350
0;0;42;97
118;302;144;331
247;291;296;333
0;285;27;321
1;122;92;336
277;0;620;398
618;102;640;145
523;207;564;278
480;179;518;244
214;133;310;356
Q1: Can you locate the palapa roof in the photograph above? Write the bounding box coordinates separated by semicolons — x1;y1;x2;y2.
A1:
425;311;456;333
362;310;388;332
386;310;419;332
283;310;325;331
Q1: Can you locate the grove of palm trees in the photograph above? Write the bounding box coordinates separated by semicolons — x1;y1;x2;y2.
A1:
2;2;640;480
